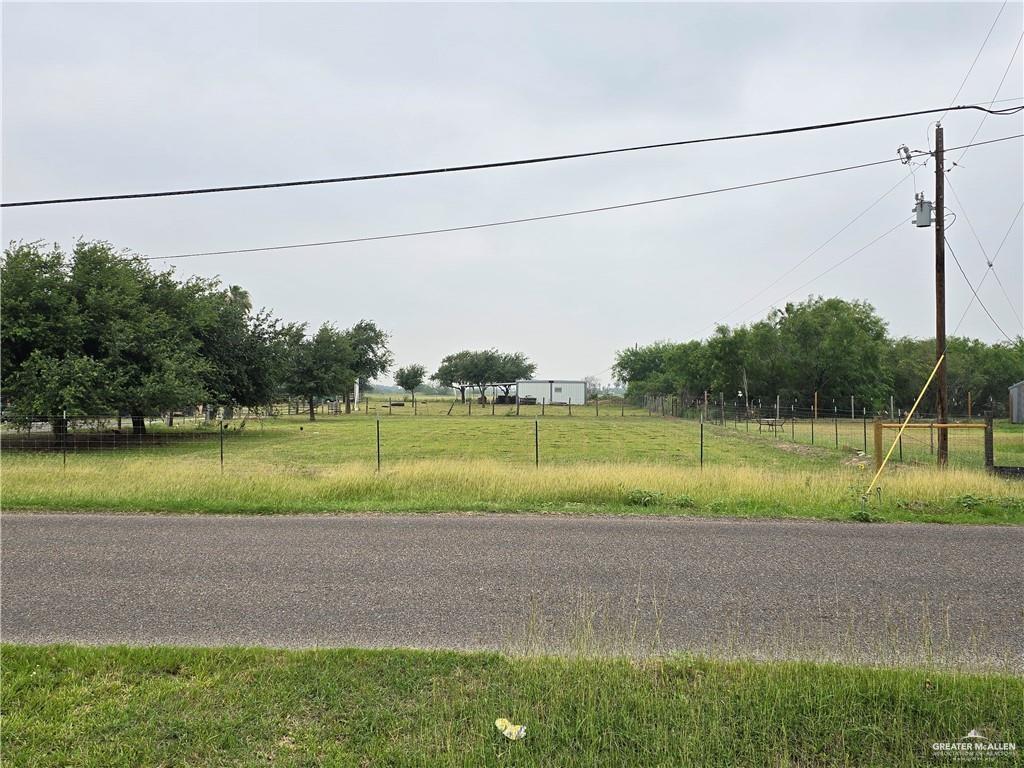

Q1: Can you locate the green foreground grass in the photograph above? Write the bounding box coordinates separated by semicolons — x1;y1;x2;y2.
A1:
4;457;1023;524
3;415;1021;523
3;644;1021;767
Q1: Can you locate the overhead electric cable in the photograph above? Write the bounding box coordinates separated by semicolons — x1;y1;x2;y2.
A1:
3;103;1022;208
939;1;1009;122
142;133;1022;263
956;32;1024;165
701;171;914;332
740;217;911;326
946;236;1016;342
943;172;1023;327
949;202;1024;337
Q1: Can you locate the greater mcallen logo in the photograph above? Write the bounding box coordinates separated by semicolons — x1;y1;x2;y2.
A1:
932;729;1017;760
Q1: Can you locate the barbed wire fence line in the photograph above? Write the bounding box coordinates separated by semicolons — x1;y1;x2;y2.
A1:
2;394;1017;474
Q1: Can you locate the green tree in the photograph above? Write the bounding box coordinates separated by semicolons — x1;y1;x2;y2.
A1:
613;342;675;399
433;351;473;402
192;283;291;420
1;242;81;382
493;352;536;398
344;320;393;412
394;364;426;404
463;349;502;403
285;323;354;421
776;297;891;407
69;242;207;433
2;240;207;434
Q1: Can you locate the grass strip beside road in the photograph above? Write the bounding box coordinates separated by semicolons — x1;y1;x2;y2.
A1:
3;644;1021;767
3;457;1022;524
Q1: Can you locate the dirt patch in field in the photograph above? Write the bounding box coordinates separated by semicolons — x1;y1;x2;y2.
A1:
772;441;825;457
842;454;871;469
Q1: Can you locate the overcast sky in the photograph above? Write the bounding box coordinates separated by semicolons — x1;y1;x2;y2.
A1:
3;2;1022;384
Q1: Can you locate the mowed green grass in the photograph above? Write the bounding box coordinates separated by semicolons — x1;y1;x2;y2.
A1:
3;644;1021;767
3;413;1022;523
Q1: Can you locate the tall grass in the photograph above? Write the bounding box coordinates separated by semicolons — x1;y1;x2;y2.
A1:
3;455;1021;522
3;643;1021;767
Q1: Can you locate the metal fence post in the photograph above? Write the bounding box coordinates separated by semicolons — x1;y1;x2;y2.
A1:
569;398;572;417
62;409;68;470
984;416;994;469
700;416;704;469
834;417;838;449
376;418;381;472
219;418;224;471
535;419;539;467
873;417;884;471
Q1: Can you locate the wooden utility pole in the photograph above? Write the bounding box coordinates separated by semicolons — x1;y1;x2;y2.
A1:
934;123;949;467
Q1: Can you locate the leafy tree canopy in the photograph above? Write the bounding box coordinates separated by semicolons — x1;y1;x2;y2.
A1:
395;364;426;396
613;296;1022;415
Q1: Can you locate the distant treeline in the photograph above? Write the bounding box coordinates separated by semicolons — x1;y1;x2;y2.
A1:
1;240;393;430
613;297;1023;415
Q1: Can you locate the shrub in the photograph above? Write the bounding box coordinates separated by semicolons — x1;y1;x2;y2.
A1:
625;488;663;507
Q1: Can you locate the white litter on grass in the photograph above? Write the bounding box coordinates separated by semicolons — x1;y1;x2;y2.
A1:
495;718;526;741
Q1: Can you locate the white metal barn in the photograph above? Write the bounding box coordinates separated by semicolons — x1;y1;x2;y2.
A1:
516;379;586;405
1010;380;1024;424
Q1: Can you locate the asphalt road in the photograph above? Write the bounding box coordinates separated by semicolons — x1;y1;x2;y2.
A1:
2;513;1022;667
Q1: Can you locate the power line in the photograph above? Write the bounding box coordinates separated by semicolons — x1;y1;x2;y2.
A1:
956;31;1024;166
143;134;1023;262
740;217;911;326
145;158;901;261
725;135;1022;329
939;0;1010;123
606;217;1018;394
946;235;1016;342
943;172;1023;327
4;103;1023;209
701;171;914;332
949;202;1024;338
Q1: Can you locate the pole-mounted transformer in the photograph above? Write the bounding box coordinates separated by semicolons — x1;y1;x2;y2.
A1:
913;192;933;228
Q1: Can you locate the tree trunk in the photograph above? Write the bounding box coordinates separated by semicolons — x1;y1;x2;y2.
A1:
224;405;234;421
131;415;146;435
51;414;69;448
344;391;351;414
459;386;466;403
167;412;174;427
308;398;316;421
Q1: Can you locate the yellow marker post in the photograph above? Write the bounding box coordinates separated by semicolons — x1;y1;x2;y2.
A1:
866;354;945;497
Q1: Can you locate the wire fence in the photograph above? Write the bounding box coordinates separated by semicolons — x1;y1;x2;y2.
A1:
641;394;1019;472
2;401;1019;475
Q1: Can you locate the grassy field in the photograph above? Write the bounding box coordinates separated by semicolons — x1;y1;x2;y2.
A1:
3;644;1021;767
3;412;1022;523
4;457;1023;523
